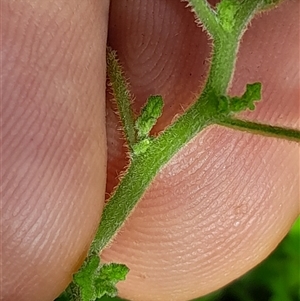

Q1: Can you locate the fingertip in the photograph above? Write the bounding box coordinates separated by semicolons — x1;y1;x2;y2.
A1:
104;1;299;300
2;1;109;300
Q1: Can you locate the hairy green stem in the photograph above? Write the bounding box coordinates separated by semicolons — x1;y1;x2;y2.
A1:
90;0;268;256
107;47;136;149
192;0;265;99
62;1;300;300
90;99;213;253
187;0;220;37
218;117;300;142
202;37;238;99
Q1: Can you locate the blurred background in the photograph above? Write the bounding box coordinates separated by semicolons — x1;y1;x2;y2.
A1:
98;217;299;301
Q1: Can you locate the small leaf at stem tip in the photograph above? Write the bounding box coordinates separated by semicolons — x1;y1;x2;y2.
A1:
72;254;129;301
219;82;262;114
216;0;239;33
135;95;164;139
95;263;129;298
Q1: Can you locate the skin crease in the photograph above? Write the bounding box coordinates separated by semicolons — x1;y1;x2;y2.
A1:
0;1;299;301
1;1;109;301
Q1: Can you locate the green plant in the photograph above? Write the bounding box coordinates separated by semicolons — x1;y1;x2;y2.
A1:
56;1;299;300
94;217;300;301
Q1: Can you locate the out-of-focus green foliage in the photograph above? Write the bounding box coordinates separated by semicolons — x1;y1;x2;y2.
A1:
192;217;300;301
98;217;300;301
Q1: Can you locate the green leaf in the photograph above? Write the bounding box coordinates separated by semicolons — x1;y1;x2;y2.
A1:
55;291;72;301
216;0;239;33
135;95;163;139
95;263;129;298
73;255;129;301
219;82;262;114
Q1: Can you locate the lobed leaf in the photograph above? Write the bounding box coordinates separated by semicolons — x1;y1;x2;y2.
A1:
95;263;129;298
73;255;129;301
219;82;262;114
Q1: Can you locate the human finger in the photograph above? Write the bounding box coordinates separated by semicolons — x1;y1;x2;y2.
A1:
1;1;109;300
103;1;299;300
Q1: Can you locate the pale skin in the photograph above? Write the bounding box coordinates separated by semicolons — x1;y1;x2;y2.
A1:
1;1;299;301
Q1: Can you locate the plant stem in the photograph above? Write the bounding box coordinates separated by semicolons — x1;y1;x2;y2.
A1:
193;0;265;101
187;0;220;37
202;37;238;99
64;1;299;300
107;47;136;149
228;0;264;38
89;0;267;256
217;117;300;142
90;97;214;253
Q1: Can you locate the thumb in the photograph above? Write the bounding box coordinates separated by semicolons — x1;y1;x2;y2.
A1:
1;1;109;300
